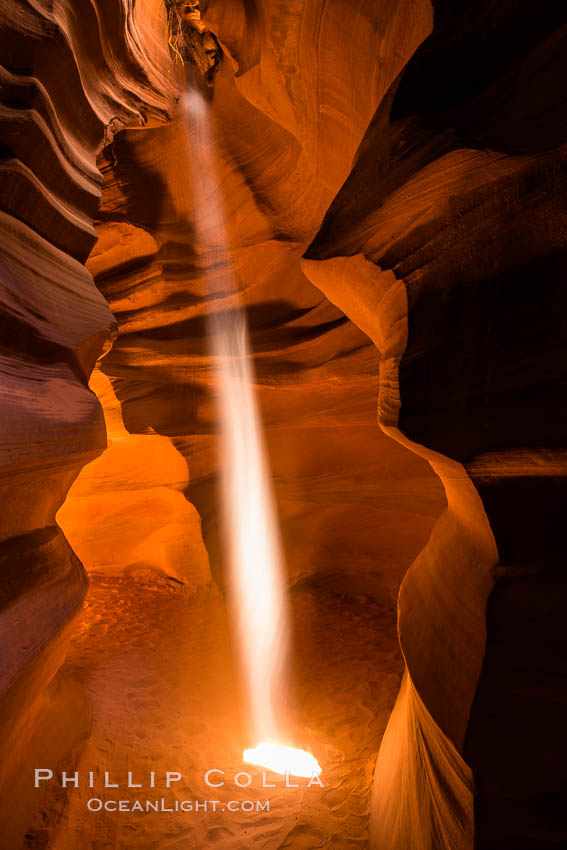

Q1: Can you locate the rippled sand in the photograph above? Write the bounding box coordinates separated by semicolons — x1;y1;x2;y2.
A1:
27;574;402;849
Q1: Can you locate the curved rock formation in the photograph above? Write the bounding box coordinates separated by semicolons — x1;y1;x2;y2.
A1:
303;2;567;847
166;0;223;85
3;0;566;848
58;0;440;605
0;0;173;843
68;105;442;603
1;0;439;843
57;367;212;587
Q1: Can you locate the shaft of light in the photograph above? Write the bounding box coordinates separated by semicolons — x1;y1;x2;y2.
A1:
181;88;290;743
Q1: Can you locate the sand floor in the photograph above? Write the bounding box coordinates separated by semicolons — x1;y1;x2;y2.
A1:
26;573;402;849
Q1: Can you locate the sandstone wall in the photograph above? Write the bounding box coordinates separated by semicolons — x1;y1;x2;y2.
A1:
0;1;173;843
58;0;439;603
303;2;567;847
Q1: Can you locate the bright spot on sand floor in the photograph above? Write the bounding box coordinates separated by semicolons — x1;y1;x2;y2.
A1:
243;742;322;778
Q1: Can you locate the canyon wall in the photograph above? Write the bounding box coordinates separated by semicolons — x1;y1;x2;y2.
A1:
64;33;442;600
303;2;567;847
0;0;173;843
4;0;565;848
54;0;439;603
1;0;439;843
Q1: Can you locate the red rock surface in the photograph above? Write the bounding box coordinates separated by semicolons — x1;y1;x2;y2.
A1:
0;0;173;843
304;3;567;847
2;1;567;849
64;60;442;602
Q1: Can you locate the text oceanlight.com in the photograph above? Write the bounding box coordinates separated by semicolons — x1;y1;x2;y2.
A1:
34;768;324;814
86;799;270;813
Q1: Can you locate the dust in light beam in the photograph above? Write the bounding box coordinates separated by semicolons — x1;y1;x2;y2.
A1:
182;86;321;779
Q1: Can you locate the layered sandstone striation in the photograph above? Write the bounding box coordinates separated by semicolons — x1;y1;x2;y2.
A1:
0;0;173;844
60;0;440;605
1;0;440;844
4;0;565;848
303;2;567;847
